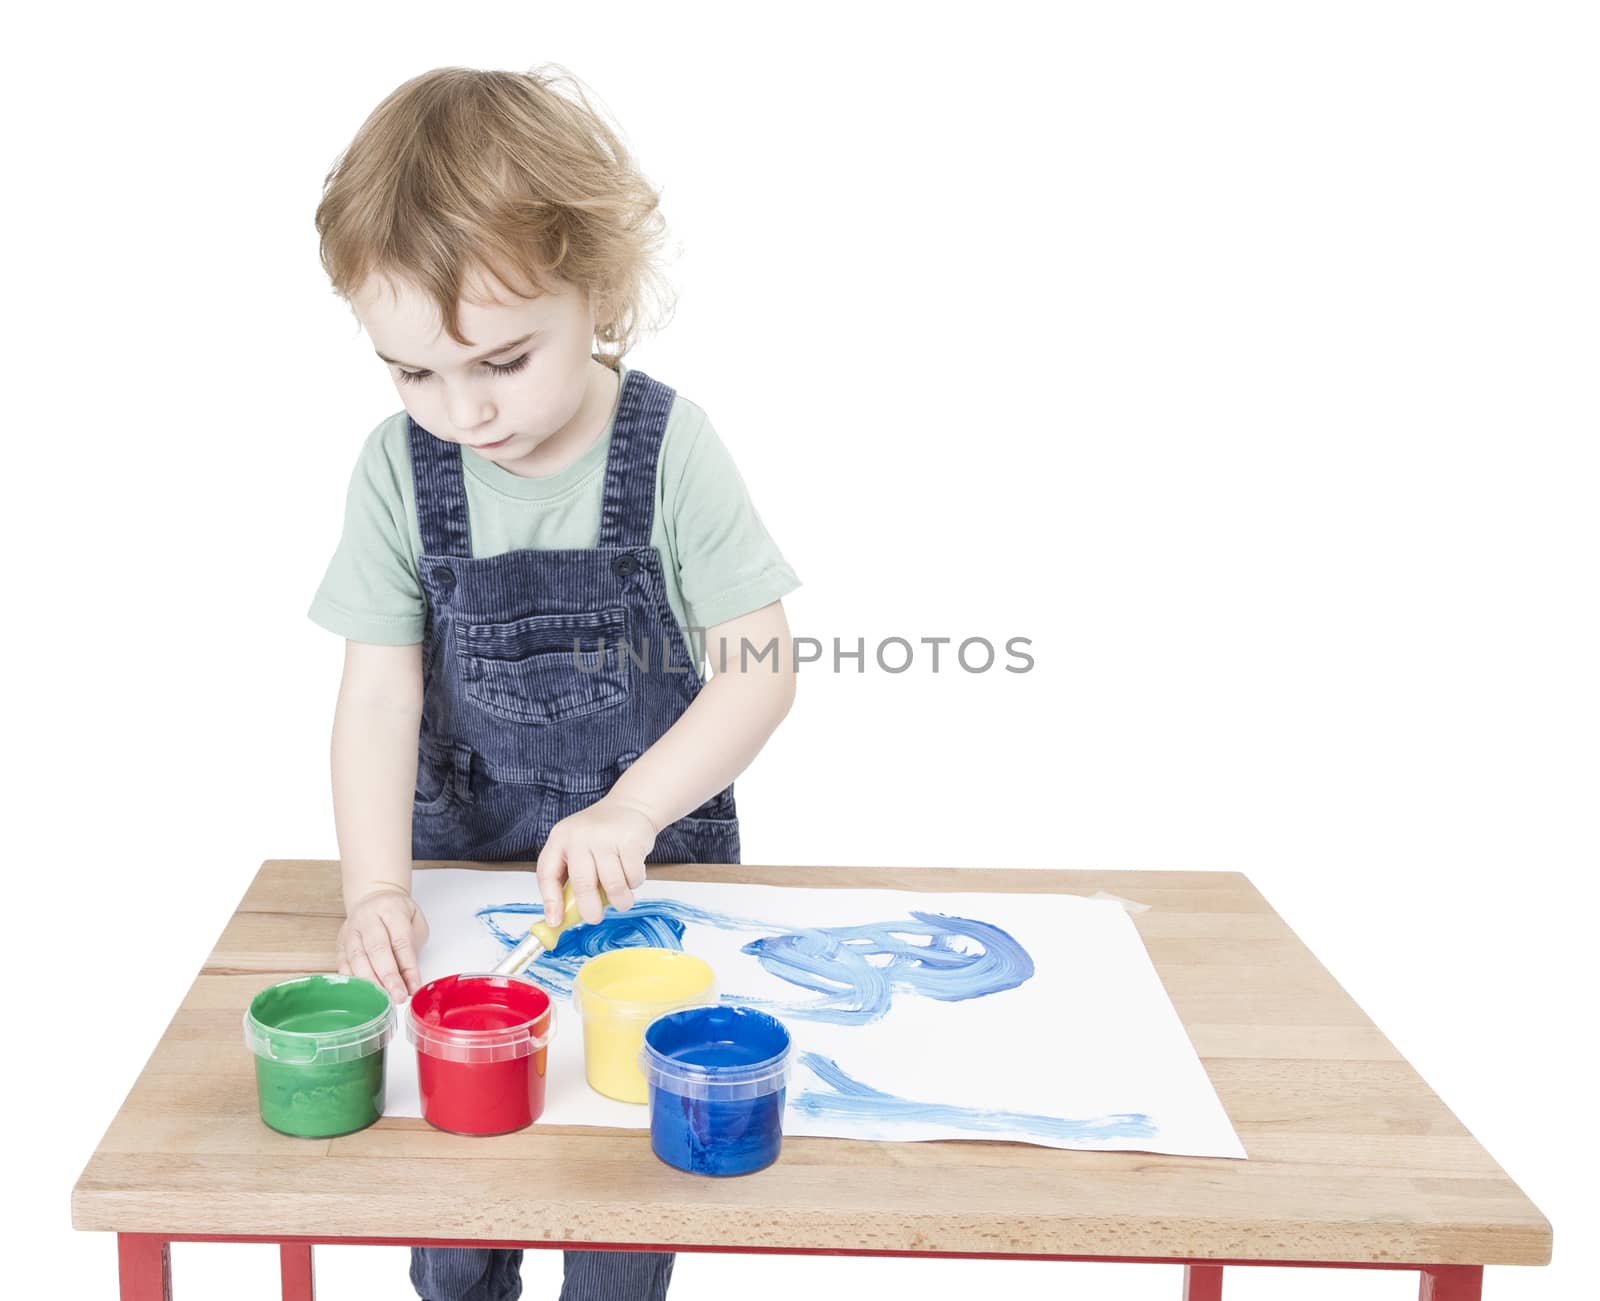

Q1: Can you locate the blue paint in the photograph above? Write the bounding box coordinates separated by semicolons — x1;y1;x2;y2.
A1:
641;1006;792;1176
739;913;1033;1025
477;899;727;998
478;898;1032;1024
791;1051;1160;1144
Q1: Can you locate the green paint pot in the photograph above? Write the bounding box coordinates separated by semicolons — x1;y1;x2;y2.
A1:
243;974;394;1138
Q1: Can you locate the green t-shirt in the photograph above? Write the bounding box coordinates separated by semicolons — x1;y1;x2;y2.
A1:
308;363;801;673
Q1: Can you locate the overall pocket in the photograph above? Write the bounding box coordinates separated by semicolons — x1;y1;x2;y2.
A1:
457;607;631;725
413;744;459;816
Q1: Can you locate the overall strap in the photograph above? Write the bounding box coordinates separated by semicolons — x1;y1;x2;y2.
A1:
406;415;473;558
598;368;676;549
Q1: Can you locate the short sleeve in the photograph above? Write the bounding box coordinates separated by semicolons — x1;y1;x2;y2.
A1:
663;405;801;631
307;418;426;644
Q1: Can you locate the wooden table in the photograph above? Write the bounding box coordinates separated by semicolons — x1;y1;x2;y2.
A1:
72;861;1550;1300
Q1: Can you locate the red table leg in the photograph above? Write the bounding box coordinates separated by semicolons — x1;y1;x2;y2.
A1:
1183;1263;1223;1299
280;1243;316;1301
1420;1265;1483;1300
117;1235;171;1301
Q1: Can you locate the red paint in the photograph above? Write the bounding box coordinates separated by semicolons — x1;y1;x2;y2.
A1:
407;975;552;1136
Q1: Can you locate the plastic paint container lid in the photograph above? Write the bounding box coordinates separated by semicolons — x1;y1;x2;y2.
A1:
573;949;718;1021
243;974;394;1065
406;973;554;1063
640;1005;793;1101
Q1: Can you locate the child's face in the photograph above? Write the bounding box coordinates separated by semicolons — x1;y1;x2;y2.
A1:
353;265;606;469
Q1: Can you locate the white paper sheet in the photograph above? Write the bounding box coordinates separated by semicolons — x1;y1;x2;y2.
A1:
387;870;1246;1158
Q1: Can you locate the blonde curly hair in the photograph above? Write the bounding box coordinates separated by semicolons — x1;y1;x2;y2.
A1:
314;64;676;368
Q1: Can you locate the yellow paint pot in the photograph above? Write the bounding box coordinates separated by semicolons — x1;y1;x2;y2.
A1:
573;948;717;1103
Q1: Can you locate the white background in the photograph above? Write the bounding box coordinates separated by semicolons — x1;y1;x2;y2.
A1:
7;3;1594;1298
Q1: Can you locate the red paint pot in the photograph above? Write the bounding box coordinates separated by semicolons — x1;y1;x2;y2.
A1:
406;974;553;1136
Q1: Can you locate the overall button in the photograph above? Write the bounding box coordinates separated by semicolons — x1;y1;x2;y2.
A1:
613;553;639;577
432;565;457;591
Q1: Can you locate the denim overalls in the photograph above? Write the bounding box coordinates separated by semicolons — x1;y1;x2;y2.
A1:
407;365;737;1301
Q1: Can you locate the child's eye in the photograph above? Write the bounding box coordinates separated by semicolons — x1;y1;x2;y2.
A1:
486;353;532;377
395;353;532;386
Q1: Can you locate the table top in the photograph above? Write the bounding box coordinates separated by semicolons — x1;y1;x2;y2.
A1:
72;861;1550;1265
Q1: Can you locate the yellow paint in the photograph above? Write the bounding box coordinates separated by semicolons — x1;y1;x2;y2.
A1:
574;949;717;1103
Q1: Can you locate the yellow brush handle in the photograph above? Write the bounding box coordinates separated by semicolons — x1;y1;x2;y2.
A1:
525;881;611;949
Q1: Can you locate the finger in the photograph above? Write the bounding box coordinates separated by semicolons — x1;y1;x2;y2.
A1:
345;930;381;991
622;853;647;892
535;837;568;926
596;848;633;912
568;847;605;924
388;916;423;994
362;923;408;1003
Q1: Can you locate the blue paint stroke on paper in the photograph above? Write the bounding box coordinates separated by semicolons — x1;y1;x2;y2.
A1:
791;1051;1160;1143
739;913;1032;1024
476;897;1032;1023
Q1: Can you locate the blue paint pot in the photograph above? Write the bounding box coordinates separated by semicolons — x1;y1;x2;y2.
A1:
639;1006;793;1176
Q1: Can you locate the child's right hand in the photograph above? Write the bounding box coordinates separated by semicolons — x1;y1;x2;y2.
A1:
337;885;429;1003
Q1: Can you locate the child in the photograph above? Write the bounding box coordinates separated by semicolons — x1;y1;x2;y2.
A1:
306;65;801;1301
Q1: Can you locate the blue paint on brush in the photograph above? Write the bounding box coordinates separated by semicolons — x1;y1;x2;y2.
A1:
791;1051;1160;1143
477;898;1032;1023
477;899;714;998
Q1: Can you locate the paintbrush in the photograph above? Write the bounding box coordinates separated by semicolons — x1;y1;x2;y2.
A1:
491;881;612;976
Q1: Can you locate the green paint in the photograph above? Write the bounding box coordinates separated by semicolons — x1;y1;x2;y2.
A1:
244;975;393;1138
251;1051;386;1138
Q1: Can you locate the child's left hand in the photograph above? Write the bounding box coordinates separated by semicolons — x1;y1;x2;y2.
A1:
536;796;656;926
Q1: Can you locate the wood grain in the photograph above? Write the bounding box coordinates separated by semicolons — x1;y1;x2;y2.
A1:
71;860;1551;1265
